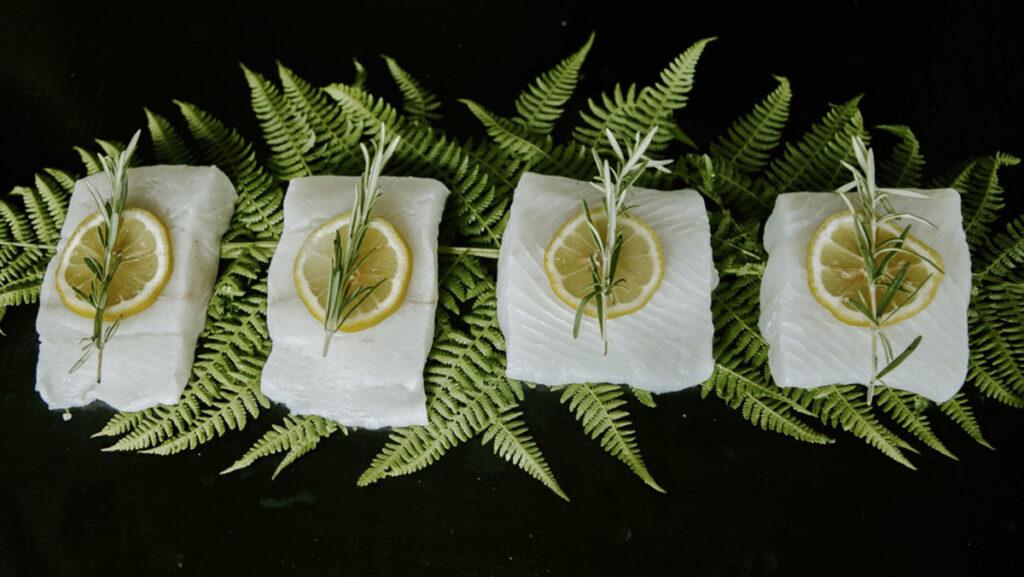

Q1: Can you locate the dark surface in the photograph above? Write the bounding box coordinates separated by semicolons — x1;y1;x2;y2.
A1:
1;1;1023;576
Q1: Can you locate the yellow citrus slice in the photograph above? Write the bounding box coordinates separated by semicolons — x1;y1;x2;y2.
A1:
56;208;173;320
293;213;412;332
544;209;664;318
807;210;944;327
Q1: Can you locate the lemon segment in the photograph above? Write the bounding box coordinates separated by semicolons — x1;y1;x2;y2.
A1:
293;213;412;332
543;209;664;318
806;210;944;327
55;208;173;320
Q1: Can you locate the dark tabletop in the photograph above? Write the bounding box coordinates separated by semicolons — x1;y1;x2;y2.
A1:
1;1;1022;576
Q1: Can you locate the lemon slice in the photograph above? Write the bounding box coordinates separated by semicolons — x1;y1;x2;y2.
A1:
56;208;173;320
807;210;944;327
544;209;664;318
293;213;412;332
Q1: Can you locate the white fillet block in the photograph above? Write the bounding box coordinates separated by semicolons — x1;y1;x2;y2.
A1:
35;165;238;410
758;190;971;402
497;172;718;392
261;176;450;429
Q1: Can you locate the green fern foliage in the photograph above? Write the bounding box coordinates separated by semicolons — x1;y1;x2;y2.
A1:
762;95;866;200
222;415;345;479
875;124;924;188
324;81;509;246
874;387;955;459
559;383;664;492
384;55;443;123
939;392;993;449
513;32;593;137
277;62;366;174
958;152;1020;247
575;37;714;153
242;64;330;180
710;75;791;175
145;107;196;165
816;385;916;470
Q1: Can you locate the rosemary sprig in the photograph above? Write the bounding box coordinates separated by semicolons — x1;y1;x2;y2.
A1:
321;125;401;356
69;130;142;383
835;135;943;404
572;127;671;354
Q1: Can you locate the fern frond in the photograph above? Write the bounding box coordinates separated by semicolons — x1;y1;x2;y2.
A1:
703;364;831;444
513;32;593;136
574;37;714;153
383;56;442;123
277;62;366;173
352;58;367;89
939;392;994;449
461;99;553;164
75;146;103;175
710;75;791;175
967;305;1024;407
559;383;664;492
324;83;508;246
144;108;196;165
875;124;924;188
960;153;1020;248
630;387;657;408
482;410;568;501
12;185;60;245
762;95;865;199
241;63;326;179
975;216;1024;295
222;415;344;479
875;388;955;459
174;100;284;241
0;168;73;309
815;385;916;469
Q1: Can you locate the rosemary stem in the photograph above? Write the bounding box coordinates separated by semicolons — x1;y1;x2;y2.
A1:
322;330;332;357
96;344;104;384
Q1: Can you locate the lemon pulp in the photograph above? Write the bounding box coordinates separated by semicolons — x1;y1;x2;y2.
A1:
56;208;173;320
806;210;944;327
544;209;664;318
293;213;412;332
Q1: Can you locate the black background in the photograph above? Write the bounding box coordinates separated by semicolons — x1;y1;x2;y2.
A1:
1;1;1022;575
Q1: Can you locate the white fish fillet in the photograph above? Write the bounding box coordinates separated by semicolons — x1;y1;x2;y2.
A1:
759;190;971;402
35;166;238;410
37;335;196;412
261;176;449;428
497;172;718;392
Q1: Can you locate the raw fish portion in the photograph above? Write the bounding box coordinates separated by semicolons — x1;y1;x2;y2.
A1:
36;334;196;411
497;172;718;392
758;190;971;402
261;176;449;428
34;166;238;411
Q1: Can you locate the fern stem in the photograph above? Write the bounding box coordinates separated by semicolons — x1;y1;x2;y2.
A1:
0;240;56;250
217;241;500;260
438;246;500;259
